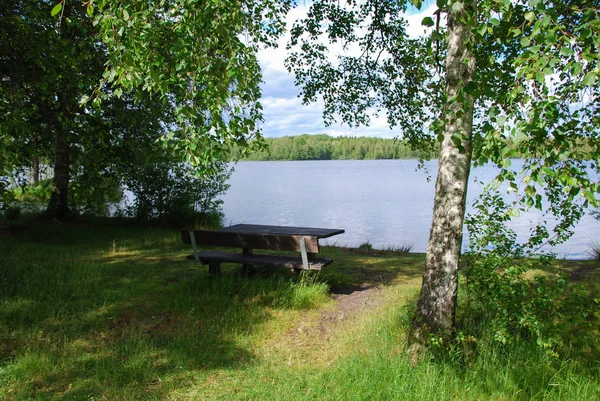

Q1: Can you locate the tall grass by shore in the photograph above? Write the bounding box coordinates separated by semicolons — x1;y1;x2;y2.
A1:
1;221;598;400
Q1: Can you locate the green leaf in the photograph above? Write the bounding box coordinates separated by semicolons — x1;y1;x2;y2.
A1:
422;17;435;27
51;3;62;17
524;11;535;22
530;0;541;8
542;167;554;176
520;37;531;47
583;190;597;204
560;47;574;57
87;4;94;18
411;0;423;9
477;24;488;36
583;72;597;87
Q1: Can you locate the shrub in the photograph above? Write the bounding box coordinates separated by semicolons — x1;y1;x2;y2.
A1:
0;175;14;215
3;204;21;221
358;241;373;250
588;241;600;260
457;190;597;356
123;158;231;227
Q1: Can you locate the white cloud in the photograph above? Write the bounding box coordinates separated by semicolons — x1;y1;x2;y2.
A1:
257;1;437;139
405;3;439;39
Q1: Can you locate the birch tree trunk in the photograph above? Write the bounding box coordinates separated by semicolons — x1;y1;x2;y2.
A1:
416;3;476;334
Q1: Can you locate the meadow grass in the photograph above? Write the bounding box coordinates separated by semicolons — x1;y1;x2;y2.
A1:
0;221;598;400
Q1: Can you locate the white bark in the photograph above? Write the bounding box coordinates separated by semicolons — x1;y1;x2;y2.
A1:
416;3;476;333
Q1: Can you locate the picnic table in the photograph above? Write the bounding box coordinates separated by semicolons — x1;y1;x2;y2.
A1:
181;224;345;276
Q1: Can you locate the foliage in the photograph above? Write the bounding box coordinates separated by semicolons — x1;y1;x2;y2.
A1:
233;134;435;161
458;190;598;355
122;156;231;227
3;0;268;218
0;1;134;217
9;176;120;216
0;1;79;171
82;0;293;172
10;179;52;214
286;1;440;152
358;241;374;250
3;205;21;221
0;176;13;214
286;0;600;333
288;0;600;231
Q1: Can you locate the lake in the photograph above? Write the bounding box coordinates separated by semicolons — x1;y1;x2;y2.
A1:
220;160;600;259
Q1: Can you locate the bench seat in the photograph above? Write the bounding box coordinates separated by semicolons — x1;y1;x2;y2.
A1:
187;250;332;271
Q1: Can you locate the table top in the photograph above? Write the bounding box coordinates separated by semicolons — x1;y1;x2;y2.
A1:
216;224;345;239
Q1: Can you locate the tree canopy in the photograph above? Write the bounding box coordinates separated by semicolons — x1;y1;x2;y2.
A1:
286;0;600;335
0;1;239;220
87;0;293;171
2;0;294;218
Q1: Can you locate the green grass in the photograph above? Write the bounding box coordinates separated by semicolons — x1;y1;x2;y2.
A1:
0;221;598;400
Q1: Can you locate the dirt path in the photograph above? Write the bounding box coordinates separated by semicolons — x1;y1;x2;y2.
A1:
318;284;386;334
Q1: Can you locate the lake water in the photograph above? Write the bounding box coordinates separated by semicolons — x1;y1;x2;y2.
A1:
220;160;600;259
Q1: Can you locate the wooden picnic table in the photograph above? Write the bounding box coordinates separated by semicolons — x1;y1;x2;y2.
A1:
181;223;345;276
216;223;344;239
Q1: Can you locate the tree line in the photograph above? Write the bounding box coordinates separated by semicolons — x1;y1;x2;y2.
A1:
232;134;435;161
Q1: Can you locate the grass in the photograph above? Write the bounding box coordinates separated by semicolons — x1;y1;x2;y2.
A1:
352;241;413;255
0;220;599;400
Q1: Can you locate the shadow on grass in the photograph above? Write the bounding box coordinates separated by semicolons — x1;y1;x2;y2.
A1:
0;222;343;399
321;246;425;292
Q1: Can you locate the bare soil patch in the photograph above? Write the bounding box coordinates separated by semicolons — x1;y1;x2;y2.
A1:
319;284;385;334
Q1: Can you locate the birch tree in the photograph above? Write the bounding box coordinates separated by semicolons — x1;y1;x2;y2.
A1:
286;0;600;336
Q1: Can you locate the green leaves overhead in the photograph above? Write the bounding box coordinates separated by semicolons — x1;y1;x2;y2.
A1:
288;0;599;247
286;0;441;150
474;0;600;217
89;0;292;173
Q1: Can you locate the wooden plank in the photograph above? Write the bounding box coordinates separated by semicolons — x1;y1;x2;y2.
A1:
186;251;332;271
216;224;345;239
181;230;320;253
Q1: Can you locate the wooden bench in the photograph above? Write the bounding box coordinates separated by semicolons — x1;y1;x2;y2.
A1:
181;228;335;276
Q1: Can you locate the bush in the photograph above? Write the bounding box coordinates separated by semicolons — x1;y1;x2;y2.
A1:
123;158;231;227
10;179;52;214
3;204;21;221
0;175;14;215
456;190;597;356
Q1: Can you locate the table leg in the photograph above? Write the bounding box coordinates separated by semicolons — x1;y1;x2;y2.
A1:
209;262;221;277
242;248;253;277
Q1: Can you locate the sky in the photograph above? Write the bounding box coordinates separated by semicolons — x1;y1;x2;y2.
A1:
257;1;438;139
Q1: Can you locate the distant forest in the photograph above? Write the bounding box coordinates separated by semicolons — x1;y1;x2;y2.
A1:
232;134;435;161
